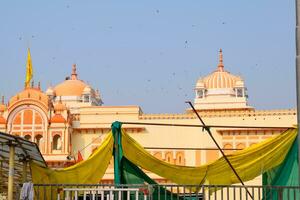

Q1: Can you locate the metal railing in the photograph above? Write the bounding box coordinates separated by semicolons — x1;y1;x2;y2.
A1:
32;184;300;200
60;187;149;200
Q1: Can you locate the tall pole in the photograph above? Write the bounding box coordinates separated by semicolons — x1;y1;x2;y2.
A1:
186;101;253;199
7;142;16;200
296;0;300;184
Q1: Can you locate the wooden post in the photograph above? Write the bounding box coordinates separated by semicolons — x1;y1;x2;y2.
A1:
7;142;16;200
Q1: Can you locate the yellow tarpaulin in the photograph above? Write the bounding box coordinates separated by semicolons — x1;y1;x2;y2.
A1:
122;128;297;185
30;126;297;187
30;132;113;184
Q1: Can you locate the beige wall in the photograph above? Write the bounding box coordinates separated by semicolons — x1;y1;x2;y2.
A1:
70;106;296;184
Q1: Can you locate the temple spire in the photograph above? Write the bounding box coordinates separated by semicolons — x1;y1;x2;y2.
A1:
217;49;224;71
71;64;78;80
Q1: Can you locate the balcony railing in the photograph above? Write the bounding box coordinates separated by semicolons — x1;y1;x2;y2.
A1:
32;184;300;200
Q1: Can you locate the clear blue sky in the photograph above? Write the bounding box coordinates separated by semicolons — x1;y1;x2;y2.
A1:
0;1;296;113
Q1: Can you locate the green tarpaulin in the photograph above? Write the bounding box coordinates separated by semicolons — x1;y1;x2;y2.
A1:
112;121;185;200
263;139;299;199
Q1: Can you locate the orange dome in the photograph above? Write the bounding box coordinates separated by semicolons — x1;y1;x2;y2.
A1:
54;102;66;112
50;114;66;123
54;64;88;96
54;80;87;96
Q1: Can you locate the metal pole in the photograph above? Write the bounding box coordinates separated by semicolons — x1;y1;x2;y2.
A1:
7;142;16;200
296;0;300;184
186;101;254;199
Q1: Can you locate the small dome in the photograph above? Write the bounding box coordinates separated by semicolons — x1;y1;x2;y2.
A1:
196;49;242;89
46;87;55;96
50;114;66;123
54;102;66;112
82;85;92;94
195;79;205;88
53;64;88;96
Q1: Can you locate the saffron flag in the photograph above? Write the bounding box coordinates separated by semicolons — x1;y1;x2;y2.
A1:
77;150;84;162
25;48;33;87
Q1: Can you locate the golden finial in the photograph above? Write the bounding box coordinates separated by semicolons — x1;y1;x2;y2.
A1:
217;49;224;71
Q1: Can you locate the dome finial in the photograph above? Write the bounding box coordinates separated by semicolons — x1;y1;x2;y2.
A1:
217;49;224;71
71;64;78;80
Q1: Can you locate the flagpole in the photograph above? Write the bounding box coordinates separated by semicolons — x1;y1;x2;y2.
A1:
295;0;300;184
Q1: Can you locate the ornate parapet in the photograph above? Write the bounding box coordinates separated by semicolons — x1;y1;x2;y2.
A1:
139;109;296;120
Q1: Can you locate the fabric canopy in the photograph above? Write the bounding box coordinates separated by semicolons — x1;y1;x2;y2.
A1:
122;128;297;186
30;132;113;184
30;122;297;189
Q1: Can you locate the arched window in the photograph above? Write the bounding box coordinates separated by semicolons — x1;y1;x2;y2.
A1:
9;107;46;152
165;152;173;164
176;152;185;165
24;135;31;141
35;135;43;148
197;89;205;98
237;143;246;150
235;88;244;97
53;135;62;150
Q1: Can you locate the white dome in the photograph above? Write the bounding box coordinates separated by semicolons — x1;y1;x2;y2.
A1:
46;87;55;96
196;49;244;89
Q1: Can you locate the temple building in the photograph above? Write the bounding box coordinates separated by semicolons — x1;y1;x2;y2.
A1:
0;49;296;183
